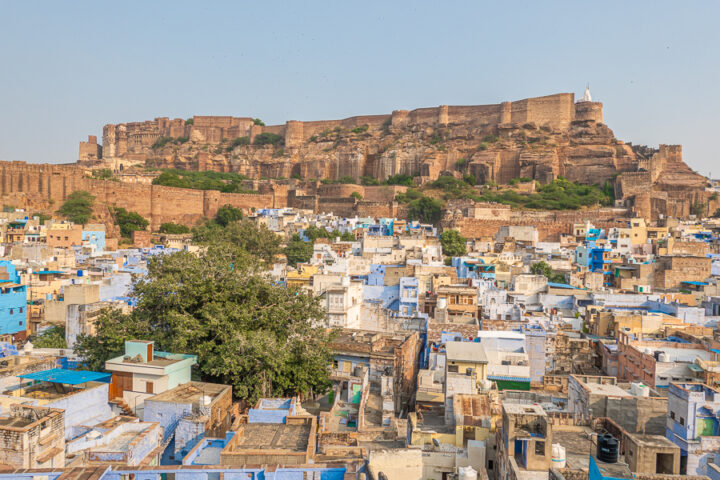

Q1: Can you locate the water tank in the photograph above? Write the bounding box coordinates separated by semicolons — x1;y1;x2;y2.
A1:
658;353;669;363
631;383;650;397
596;434;619;463
437;298;447;309
552;444;566;469
459;466;478;480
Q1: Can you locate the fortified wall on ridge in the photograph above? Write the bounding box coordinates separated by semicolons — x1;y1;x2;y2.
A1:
76;91;709;221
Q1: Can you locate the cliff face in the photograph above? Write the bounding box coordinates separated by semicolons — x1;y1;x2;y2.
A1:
75;92;709;220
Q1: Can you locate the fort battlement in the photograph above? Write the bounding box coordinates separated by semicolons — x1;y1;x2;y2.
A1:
82;93;603;163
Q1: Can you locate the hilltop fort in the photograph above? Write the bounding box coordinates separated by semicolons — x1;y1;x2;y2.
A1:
76;91;709;221
0;91;710;232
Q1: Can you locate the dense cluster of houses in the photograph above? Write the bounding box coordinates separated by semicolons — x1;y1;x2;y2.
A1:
1;207;720;480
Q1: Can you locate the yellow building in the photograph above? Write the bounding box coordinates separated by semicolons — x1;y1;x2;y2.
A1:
285;264;320;289
629;217;648;245
445;341;488;387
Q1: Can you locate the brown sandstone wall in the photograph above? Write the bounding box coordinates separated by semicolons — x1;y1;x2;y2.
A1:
0;161;276;231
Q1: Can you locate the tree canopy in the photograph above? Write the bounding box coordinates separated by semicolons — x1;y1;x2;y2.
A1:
57;191;95;224
530;261;566;283
440;229;467;258
112;207;149;238
214;204;243;227
159;222;191;234
193;218;282;266
284;234;314;267
75;239;334;403
408;196;443;224
31;325;67;349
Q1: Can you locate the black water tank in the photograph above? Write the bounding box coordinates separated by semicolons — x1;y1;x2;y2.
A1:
597;434;619;463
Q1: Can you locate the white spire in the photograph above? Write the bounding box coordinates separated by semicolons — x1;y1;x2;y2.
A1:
581;84;592;102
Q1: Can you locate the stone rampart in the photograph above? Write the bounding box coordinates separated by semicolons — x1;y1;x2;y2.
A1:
0;161;275;230
91;93;591;160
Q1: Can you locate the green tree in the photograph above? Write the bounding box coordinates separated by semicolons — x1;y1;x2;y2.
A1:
284;234;313;267
385;174;414;186
75;243;333;402
193;219;281;266
530;261;566;283
112;207;149;238
253;118;265;126
408;196;443;224
440;229;467;258
31;326;67;349
530;261;553;278
214;205;244;227
360;175;380;186
254;132;284;147
57;191;95;224
159;222;191;234
350;191;363;201
31;212;50;225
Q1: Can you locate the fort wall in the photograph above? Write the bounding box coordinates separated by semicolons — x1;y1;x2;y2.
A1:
90;93;594;161
0;161;275;230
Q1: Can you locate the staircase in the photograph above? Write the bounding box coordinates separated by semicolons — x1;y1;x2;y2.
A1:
112;397;135;416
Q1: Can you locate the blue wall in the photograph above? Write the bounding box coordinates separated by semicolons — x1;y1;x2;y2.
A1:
0;261;26;335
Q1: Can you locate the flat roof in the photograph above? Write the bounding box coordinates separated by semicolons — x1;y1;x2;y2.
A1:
145;381;230;404
232;422;310;452
446;341;487;364
18;368;111;385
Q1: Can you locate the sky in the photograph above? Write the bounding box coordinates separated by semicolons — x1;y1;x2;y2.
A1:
0;1;718;175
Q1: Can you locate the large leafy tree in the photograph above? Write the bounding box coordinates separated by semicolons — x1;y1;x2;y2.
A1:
440;229;467;258
75;241;333;403
408;196;443;224
30;325;67;349
57;191;95;224
214;204;243;227
193;219;281;266
285;234;313;267
112;207;149;238
530;261;566;283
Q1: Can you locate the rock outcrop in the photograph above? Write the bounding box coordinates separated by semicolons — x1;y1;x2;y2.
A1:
76;92;710;220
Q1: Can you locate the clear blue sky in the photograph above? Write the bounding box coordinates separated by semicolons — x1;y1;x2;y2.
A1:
1;1;717;175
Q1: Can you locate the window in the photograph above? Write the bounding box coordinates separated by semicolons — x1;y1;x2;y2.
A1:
448;365;458;373
9;309;12;315
680;417;685;426
535;441;545;455
19;307;22;313
488;461;493;470
670;411;675;420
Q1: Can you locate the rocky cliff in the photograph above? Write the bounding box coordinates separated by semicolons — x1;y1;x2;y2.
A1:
75;92;709;220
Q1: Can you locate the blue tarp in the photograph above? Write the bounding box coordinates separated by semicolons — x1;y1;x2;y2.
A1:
547;282;581;289
18;368;111;385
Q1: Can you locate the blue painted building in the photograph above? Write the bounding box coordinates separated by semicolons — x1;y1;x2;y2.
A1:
82;227;106;253
453;257;495;280
248;398;297;424
666;383;720;475
0;261;27;338
398;277;419;317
